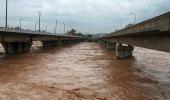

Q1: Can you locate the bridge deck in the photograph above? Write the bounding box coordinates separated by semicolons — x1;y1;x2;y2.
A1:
0;28;82;42
103;12;170;38
0;27;79;38
99;12;170;53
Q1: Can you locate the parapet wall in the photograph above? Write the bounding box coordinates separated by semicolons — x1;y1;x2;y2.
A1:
111;12;170;37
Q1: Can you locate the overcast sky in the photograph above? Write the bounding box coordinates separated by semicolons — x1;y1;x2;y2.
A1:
0;0;170;34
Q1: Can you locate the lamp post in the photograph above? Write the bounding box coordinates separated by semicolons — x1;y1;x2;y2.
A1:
38;12;41;32
35;22;38;31
35;23;36;31
20;19;22;30
130;12;137;24
5;0;8;30
46;25;49;33
55;20;58;34
63;23;65;34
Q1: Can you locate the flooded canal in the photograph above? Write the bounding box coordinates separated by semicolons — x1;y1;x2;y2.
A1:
0;42;170;100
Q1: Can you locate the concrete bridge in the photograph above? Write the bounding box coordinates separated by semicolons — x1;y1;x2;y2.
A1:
98;12;170;59
0;28;84;54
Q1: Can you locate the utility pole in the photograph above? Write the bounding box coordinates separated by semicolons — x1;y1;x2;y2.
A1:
63;23;65;34
38;12;41;32
35;22;39;31
5;0;8;30
130;12;137;24
46;25;49;33
55;20;58;34
20;19;22;30
35;23;37;31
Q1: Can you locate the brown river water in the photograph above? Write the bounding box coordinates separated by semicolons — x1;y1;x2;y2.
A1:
0;42;170;100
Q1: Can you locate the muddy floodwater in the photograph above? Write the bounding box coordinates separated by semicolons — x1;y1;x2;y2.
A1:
0;42;170;100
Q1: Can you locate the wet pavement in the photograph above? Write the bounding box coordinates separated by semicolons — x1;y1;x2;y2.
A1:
0;42;170;100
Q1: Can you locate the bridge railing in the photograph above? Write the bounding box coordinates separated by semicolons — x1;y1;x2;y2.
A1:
0;27;83;39
111;12;170;36
0;27;43;35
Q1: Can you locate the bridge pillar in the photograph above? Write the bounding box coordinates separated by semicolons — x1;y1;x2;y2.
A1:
2;42;32;54
72;40;78;43
69;39;78;44
116;43;134;59
62;40;70;45
42;41;58;48
100;40;107;46
42;39;82;48
57;40;63;46
107;42;116;50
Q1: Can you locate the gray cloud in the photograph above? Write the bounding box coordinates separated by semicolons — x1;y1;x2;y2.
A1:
0;0;170;34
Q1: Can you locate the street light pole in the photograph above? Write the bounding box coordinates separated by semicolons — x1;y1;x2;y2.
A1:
35;23;36;31
130;12;136;24
35;23;37;31
35;22;39;31
5;0;8;30
55;20;57;34
20;19;22;30
63;23;65;34
46;25;49;33
38;12;41;32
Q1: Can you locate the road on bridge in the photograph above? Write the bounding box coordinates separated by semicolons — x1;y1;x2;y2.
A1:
0;42;170;100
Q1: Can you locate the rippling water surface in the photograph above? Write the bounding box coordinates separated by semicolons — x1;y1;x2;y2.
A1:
0;42;170;100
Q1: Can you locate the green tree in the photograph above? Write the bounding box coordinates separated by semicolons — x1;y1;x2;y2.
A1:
67;29;76;35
